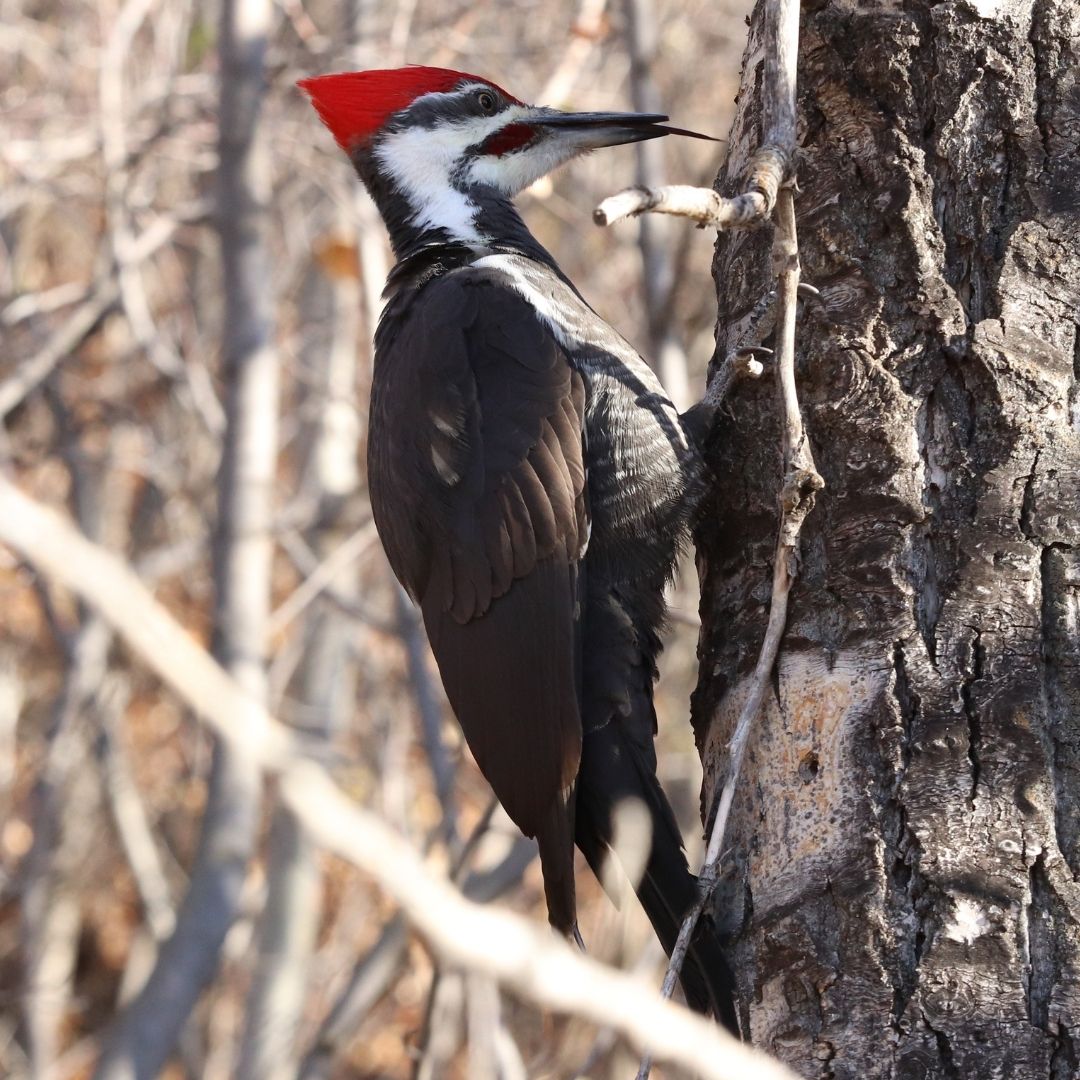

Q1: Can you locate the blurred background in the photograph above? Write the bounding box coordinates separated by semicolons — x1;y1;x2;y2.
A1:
0;0;751;1075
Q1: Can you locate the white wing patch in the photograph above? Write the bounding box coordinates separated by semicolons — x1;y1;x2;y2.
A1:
470;255;575;348
470;254;690;453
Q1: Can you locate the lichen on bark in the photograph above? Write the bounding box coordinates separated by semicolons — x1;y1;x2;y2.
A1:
694;0;1080;1075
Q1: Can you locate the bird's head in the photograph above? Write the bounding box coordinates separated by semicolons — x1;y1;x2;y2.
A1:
299;66;712;251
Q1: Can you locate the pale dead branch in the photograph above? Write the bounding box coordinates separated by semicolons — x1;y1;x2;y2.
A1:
0;474;800;1080
594;0;797;233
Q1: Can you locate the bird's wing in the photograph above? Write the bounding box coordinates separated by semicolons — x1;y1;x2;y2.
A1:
368;272;588;842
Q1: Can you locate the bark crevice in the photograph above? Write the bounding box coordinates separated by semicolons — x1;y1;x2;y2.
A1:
697;0;1080;1072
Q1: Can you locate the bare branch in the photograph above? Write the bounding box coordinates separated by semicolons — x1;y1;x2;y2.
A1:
298;803;533;1078
0;204;209;422
595;0;799;232
0;286;118;420
594;182;769;229
0;653;21;822
466;974;502;1080
0;476;801;1080
20;432;125;1078
97;677;177;943
415;971;466;1080
298;918;410;1080
239;192;365;1080
94;0;278;1072
267;521;379;637
396;584;459;845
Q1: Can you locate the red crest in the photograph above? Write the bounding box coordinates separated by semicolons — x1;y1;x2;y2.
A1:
298;66;521;151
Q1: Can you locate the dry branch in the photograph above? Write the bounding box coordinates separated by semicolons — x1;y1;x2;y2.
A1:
0;204;209;422
239;182;366;1079
297;832;534;1078
0;475;800;1080
594;0;799;234
94;0;278;1073
0;287;117;421
594;179;779;229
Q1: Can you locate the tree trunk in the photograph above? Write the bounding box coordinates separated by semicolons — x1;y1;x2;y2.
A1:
695;0;1080;1076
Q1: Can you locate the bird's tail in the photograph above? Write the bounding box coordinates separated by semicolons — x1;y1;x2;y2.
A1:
634;833;740;1034
574;719;739;1034
532;790;578;938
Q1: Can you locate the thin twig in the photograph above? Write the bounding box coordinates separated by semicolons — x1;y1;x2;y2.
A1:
297;805;530;1080
412;798;501;1077
97;676;177;942
277;528;397;634
268;521;379;636
396;584;459;846
0;286;118;420
0;476;802;1080
634;0;821;1074
21;423;127;1078
0;204;209;421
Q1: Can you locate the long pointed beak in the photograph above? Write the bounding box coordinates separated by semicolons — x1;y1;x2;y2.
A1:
529;110;717;149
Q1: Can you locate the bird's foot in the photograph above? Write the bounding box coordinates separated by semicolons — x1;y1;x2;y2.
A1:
699;346;770;411
572;924;587;953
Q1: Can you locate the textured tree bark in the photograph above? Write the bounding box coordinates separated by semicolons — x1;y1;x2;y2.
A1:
695;0;1080;1076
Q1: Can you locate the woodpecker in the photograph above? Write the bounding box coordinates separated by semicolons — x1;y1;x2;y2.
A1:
300;66;736;1030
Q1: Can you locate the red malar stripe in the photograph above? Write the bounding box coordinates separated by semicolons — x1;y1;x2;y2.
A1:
481;123;536;157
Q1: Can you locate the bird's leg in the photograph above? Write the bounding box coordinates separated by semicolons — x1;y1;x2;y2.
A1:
685;281;822;440
701;346;771;411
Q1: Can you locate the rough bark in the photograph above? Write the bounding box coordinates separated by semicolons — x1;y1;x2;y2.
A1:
695;0;1080;1077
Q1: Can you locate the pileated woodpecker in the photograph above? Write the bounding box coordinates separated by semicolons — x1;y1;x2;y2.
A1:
300;66;736;1029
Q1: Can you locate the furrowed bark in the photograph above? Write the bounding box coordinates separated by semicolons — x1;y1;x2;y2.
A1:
696;0;1080;1073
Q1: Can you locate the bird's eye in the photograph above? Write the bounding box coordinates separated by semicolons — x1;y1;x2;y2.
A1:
477;90;497;113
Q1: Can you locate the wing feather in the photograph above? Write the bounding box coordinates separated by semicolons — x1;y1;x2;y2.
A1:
368;271;589;843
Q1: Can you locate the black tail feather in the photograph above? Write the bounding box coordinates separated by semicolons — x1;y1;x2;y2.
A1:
533;790;578;937
637;868;740;1033
574;720;739;1035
